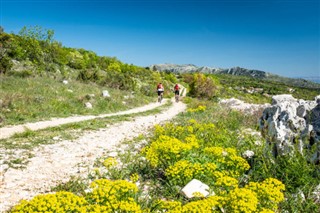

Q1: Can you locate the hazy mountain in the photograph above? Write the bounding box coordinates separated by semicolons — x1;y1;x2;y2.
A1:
149;64;320;89
298;76;320;84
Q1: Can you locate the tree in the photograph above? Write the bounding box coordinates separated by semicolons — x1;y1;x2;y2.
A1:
19;25;54;43
0;32;13;74
183;73;220;99
107;61;121;72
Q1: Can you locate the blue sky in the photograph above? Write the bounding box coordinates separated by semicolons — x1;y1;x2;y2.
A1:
1;0;319;79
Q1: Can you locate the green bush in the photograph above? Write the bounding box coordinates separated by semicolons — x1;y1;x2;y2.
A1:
183;73;220;99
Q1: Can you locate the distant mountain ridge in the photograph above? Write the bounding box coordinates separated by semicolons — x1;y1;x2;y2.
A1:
149;64;320;89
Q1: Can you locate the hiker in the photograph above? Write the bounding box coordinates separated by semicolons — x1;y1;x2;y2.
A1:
157;83;164;103
174;84;180;96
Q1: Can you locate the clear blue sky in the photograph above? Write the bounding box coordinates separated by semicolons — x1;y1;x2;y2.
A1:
1;0;319;78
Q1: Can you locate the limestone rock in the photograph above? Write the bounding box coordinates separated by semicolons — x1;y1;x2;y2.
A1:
259;94;320;162
181;179;210;198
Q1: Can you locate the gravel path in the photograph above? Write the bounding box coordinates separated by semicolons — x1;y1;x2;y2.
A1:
0;94;186;212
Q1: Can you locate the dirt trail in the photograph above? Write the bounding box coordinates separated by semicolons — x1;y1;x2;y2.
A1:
0;91;186;212
0;99;168;140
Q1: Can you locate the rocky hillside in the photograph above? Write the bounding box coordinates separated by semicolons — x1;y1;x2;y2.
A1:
150;64;320;89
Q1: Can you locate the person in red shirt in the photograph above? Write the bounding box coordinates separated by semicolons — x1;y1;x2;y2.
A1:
174;84;180;96
157;83;164;102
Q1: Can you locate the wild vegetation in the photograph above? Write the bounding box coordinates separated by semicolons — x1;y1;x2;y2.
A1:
215;74;319;103
1;26;319;212
0;26;178;126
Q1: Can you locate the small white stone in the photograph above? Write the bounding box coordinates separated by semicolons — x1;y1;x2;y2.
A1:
52;136;60;141
85;102;92;109
102;90;110;97
181;179;210;199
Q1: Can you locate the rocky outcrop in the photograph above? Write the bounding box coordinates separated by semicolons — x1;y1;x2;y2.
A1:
150;64;203;73
149;64;266;77
259;94;320;163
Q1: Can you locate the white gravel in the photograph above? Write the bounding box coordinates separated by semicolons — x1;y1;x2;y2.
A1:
0;96;186;212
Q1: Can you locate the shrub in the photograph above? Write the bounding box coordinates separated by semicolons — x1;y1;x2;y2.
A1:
11;191;87;212
183;73;220;99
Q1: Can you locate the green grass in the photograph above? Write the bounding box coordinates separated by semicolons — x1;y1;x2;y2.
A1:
0;75;154;126
215;74;320;103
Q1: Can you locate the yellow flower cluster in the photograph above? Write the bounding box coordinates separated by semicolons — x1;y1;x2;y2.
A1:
205;162;218;174
167;195;222;213
155;200;182;211
153;120;217;147
246;178;285;211
165;160;204;185
215;175;239;189
87;179;141;212
187;105;207;113
188;119;197;124
154;124;165;136
143;135;198;167
192;191;205;198
204;146;250;178
11;191;87;213
103;157;118;168
225;188;258;213
130;173;139;183
204;147;225;158
184;134;199;148
153;123;185;139
12;179;142;213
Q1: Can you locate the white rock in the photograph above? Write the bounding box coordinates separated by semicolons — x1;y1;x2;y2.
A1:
259;95;319;159
85;102;93;109
102;90;110;97
62;80;68;84
181;179;210;198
